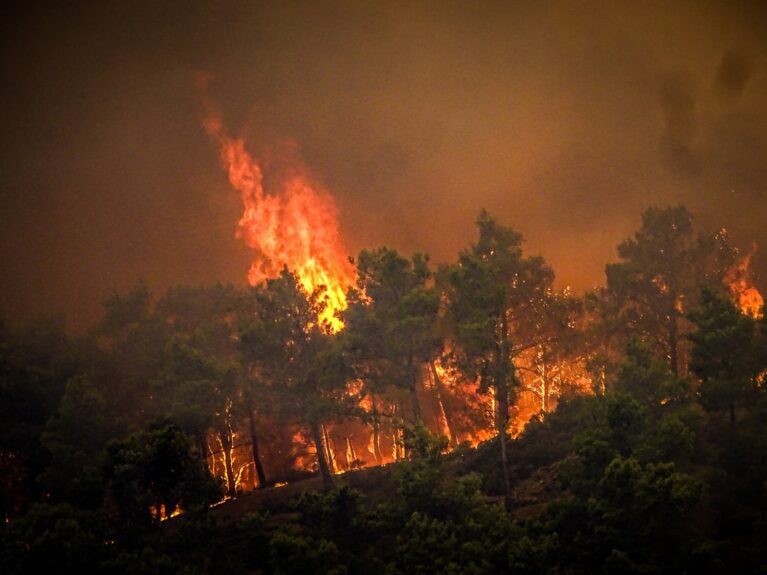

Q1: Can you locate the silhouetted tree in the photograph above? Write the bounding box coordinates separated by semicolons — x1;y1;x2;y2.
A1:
102;423;221;525
41;374;121;506
604;206;733;376
442;210;554;508
688;287;762;426
241;270;355;488
343;247;441;460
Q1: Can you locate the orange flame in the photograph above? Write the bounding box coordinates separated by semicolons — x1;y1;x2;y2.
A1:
203;115;354;331
725;245;764;319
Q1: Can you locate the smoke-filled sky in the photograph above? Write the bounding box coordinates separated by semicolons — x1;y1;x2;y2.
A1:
2;0;767;330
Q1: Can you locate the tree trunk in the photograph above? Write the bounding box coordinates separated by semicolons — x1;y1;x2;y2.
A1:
198;434;210;472
430;361;458;447
247;407;267;488
311;420;334;488
496;381;513;511
370;397;383;463
345;437;357;469
323;424;338;474
408;351;422;422
218;429;237;498
668;303;679;377
540;344;549;413
496;313;513;510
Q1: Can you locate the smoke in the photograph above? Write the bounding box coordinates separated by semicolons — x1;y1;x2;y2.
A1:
659;72;700;177
714;51;754;103
1;0;767;330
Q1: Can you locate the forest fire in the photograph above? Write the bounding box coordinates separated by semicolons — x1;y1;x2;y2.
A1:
8;4;767;571
202;114;355;331
188;129;766;503
725;247;764;318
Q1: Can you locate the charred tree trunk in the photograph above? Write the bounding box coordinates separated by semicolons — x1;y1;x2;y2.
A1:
322;424;337;474
198;434;210;472
345;436;357;469
218;429;237;498
668;296;680;377
430;361;458;447
408;351;422;422
247;407;267;488
393;402;406;459
496;381;512;511
541;344;549;413
495;314;513;511
311;420;334;489
370;397;383;463
669;321;679;377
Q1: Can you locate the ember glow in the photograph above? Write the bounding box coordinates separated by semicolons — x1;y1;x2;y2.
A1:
202;114;355;331
725;247;764;318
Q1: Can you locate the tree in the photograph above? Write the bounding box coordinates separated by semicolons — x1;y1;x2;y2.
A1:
604;206;732;376
515;289;584;415
688;287;762;426
154;284;266;494
94;283;171;427
154;339;245;497
343;247;441;459
442;210;555;507
102;423;221;525
41;375;122;506
0;319;79;520
240;270;354;488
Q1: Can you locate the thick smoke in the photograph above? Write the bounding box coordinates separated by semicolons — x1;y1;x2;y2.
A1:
659;72;700;177
714;51;754;103
1;1;766;329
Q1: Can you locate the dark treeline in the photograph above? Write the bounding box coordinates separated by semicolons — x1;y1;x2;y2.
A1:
2;205;766;574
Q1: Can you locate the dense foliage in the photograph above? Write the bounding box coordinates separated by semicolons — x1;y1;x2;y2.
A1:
1;205;765;574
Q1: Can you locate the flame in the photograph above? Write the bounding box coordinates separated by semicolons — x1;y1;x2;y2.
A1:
203;115;354;331
157;505;183;521
433;356;495;446
724;245;764;318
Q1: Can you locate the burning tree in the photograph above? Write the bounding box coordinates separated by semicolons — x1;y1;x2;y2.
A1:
603;206;752;377
343;248;442;458
202;108;354;333
102;423;221;524
441;210;556;508
240;270;356;488
688;287;765;427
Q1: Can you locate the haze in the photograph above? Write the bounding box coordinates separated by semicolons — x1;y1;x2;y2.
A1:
2;0;767;330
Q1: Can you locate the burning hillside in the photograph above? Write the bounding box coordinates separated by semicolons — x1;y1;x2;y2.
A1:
202;113;354;332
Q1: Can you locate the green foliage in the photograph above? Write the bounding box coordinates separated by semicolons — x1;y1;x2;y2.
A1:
269;528;347;575
603;205;733;375
615;340;691;405
403;421;449;461
292;485;361;529
235;512;271;570
689;286;762;422
41;374;121;506
240;270;354;422
0;503;109;575
102;423;221;527
0;319;80;519
343;247;441;423
2;204;767;573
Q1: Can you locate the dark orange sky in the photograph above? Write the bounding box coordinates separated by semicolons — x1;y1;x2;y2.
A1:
2;1;767;330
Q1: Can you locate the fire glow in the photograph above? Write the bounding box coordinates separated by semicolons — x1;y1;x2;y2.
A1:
196;113;765;503
203;115;354;331
726;248;764;319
